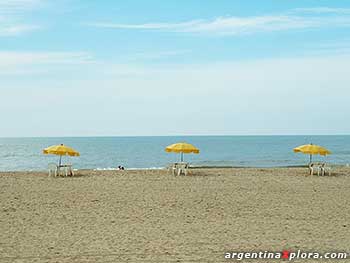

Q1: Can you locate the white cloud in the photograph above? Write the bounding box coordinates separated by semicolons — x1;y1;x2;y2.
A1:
0;0;42;13
0;51;93;64
293;7;350;14
0;0;43;36
0;51;94;74
90;7;350;35
126;50;191;61
303;40;350;56
2;54;350;136
0;24;41;36
0;49;193;75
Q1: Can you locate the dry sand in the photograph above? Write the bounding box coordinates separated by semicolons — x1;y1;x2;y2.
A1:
0;167;350;263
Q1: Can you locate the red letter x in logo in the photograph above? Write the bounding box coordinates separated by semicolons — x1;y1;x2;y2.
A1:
282;250;290;259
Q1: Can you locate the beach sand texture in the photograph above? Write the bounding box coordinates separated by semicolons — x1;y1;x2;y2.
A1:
1;167;350;263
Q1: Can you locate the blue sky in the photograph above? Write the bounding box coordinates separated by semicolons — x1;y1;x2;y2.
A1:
1;0;350;137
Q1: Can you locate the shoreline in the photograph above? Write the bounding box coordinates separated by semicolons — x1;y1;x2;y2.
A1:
1;165;349;176
1;164;350;173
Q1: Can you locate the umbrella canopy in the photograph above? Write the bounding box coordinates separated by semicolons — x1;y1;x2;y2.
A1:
165;142;199;162
43;144;80;156
293;144;331;163
43;144;80;166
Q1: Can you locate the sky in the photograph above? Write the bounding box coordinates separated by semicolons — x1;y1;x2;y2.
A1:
1;0;350;137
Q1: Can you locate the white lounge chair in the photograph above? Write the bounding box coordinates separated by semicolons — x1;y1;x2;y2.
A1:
319;163;331;176
176;162;189;176
168;163;177;176
48;163;58;177
308;163;314;175
58;164;74;177
168;162;189;176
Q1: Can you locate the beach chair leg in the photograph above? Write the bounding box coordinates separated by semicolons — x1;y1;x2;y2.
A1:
184;168;188;176
177;168;181;176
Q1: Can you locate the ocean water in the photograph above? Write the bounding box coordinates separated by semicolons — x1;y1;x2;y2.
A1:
0;136;349;171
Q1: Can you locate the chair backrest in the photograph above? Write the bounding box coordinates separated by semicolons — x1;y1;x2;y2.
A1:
177;163;188;169
168;163;176;169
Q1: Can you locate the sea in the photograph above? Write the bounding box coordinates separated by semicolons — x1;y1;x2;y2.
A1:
0;136;349;171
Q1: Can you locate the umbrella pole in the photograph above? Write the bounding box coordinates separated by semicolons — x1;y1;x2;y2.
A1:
181;152;184;162
309;154;312;164
59;155;62;166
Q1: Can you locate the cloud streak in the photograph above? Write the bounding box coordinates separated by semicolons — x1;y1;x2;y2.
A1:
0;24;41;36
90;7;350;35
293;7;350;14
0;51;94;74
0;0;43;36
0;0;42;13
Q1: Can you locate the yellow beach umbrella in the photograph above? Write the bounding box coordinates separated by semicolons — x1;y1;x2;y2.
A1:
293;144;331;163
165;142;199;162
43;144;80;166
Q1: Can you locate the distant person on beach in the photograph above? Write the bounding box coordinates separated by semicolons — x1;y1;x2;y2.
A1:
118;165;125;170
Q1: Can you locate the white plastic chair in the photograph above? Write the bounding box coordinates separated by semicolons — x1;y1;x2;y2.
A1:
314;163;331;176
308;163;314;175
67;164;74;176
177;163;189;176
168;163;177;175
59;165;73;177
48;163;58;177
316;164;322;176
325;165;332;176
62;166;68;177
320;163;331;176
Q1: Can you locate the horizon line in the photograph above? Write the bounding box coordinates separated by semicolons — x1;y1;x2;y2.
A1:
1;134;350;139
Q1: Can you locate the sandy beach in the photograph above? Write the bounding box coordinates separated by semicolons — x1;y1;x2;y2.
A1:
1;167;350;263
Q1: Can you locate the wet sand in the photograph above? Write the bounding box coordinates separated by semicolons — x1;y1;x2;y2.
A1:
0;167;350;262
